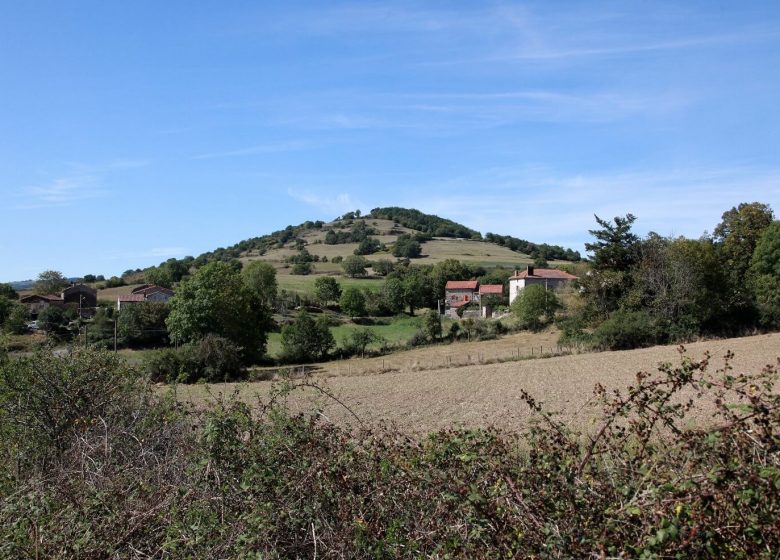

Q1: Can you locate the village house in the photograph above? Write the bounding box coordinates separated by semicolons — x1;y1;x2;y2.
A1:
117;284;174;310
19;294;64;317
20;283;97;318
62;284;98;313
444;280;507;318
508;266;578;305
444;279;479;314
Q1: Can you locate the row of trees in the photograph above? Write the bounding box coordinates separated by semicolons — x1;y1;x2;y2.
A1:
484;232;582;262
565;202;779;349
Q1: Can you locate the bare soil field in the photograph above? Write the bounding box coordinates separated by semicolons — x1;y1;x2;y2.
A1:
175;332;780;434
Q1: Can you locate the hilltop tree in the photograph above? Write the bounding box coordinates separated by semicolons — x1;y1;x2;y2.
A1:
145;267;173;288
166;261;269;362
33;270;69;295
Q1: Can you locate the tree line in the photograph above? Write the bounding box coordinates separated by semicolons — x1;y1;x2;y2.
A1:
562;202;779;349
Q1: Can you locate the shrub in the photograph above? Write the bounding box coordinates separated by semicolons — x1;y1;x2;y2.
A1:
557;316;594;349
408;329;428;347
0;349;147;474
354;237;381;255
372;259;395;276
291;262;313;275
1;349;780;557
4;303;28;335
144;334;244;383
593;309;657;350
392;235;422;258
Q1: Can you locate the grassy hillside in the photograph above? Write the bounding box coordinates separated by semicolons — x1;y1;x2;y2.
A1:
236;216;555;294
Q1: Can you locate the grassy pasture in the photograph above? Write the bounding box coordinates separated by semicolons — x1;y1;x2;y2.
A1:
276;274;386;295
266;314;429;359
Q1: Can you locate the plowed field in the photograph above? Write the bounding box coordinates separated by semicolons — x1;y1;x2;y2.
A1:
175;333;780;434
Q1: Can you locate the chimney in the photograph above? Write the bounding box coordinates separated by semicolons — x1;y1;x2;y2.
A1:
527;265;534;276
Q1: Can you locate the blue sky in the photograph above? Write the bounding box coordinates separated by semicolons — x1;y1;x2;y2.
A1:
2;1;779;281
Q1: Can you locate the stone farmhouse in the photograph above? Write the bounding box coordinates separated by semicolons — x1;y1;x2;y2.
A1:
444;280;505;318
508;266;578;305
20;283;98;318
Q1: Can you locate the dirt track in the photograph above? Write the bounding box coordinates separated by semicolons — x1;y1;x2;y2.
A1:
175;333;780;434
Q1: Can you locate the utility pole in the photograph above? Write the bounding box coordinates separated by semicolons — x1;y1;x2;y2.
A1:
114;318;118;353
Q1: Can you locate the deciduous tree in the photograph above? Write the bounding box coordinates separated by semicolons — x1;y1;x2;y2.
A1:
511;284;559;331
314;276;341;306
750;220;780;326
33;270;69;295
280;310;335;362
166;261;268;362
339;287;366;319
342;255;368;278
241;261;278;308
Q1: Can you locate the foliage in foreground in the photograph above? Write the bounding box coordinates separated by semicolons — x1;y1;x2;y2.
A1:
0;348;779;558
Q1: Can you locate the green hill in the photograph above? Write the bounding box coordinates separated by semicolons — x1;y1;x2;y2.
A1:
128;208;581;295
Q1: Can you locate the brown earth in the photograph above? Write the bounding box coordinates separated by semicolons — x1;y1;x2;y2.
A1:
174;332;780;434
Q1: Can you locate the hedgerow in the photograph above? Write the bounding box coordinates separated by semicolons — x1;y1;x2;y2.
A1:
0;348;778;558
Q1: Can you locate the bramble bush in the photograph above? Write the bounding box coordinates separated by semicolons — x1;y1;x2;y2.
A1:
1;347;779;558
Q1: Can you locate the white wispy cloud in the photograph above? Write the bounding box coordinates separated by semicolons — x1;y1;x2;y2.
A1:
191;140;314;160
14;158;150;209
392;89;690;124
16;176;105;209
287;188;365;217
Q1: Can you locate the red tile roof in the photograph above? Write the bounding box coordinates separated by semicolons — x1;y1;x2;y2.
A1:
479;284;504;295
118;294;146;302
445;280;479;290
510;268;578;280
